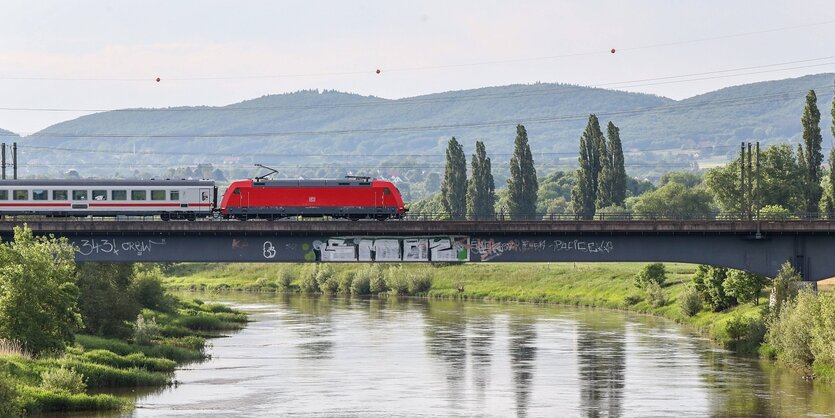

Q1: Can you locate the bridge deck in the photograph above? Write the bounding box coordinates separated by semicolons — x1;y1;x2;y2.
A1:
3;220;835;236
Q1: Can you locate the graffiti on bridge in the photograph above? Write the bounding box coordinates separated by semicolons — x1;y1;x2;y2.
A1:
472;238;614;261
311;236;470;262
75;238;167;257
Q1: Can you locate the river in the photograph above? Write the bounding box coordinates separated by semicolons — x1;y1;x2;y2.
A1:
94;294;835;417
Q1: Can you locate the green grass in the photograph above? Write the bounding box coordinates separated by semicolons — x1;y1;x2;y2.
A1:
164;262;768;350
75;335;205;363
18;386;128;414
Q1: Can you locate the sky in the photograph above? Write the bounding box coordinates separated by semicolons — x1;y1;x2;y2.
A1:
1;0;835;135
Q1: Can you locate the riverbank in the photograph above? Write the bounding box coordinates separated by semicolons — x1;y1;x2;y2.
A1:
163;262;765;353
0;299;248;416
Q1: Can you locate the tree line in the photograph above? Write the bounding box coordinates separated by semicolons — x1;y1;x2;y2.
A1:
431;80;835;220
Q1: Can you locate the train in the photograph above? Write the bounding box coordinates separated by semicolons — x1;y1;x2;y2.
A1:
0;176;407;221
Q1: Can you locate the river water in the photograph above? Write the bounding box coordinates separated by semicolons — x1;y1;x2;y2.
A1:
101;294;834;417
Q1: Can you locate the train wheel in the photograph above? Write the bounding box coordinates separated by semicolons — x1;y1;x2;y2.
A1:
160;212;170;221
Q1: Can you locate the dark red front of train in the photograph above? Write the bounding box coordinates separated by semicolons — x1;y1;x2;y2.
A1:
219;178;407;220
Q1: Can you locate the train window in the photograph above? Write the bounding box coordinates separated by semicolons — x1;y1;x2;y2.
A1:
0;190;7;200
32;190;48;201
131;190;147;200
92;190;107;201
383;188;392;195
52;190;68;200
112;190;127;200
13;190;28;200
233;188;240;195
170;191;180;200
151;190;165;200
72;190;88;200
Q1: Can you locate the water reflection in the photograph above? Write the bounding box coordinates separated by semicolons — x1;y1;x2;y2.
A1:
98;292;835;418
575;315;624;418
508;317;537;418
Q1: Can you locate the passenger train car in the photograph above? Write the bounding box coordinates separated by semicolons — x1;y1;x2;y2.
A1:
0;179;215;220
219;178;407;220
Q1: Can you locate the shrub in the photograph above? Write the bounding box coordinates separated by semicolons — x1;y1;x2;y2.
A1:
766;289;818;368
40;366;87;394
770;261;800;315
350;271;371;295
384;266;409;295
678;285;702;316
130;272;175;313
811;293;835;368
725;315;766;353
337;272;355;294
133;314;161;346
316;265;338;294
723;270;768;305
298;265;320;293
368;266;387;294
0;371;22;417
634;263;666;289
644;281;666;307
693;265;735;311
276;267;295;291
407;270;432;294
623;294;641;305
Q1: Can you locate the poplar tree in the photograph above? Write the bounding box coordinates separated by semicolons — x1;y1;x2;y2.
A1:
441;137;467;219
466;141;496;220
571;115;603;219
596;130;613;208
800;90;823;214
507;125;538;219
608;122;627;206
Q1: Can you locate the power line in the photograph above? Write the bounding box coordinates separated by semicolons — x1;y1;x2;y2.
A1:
2;57;834;114
1;19;833;82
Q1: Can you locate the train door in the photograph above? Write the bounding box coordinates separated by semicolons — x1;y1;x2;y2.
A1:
199;188;212;212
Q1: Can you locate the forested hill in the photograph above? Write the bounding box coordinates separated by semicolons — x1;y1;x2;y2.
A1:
0;128;18;140
20;73;835;181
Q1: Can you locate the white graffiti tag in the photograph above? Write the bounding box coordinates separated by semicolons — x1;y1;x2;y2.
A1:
263;241;277;259
77;238;166;257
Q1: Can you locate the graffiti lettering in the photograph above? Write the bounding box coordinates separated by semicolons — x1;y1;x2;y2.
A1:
471;238;614;261
315;236;469;262
76;238;166;257
263;241;277;259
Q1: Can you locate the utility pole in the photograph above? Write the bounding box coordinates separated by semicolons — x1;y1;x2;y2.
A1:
740;142;746;220
755;142;762;238
12;142;17;180
1;143;5;180
747;143;753;221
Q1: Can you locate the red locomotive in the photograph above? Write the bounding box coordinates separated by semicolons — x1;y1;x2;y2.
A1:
219;176;407;220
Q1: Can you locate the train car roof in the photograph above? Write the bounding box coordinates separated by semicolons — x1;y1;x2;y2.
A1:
0;179;215;186
252;179;375;187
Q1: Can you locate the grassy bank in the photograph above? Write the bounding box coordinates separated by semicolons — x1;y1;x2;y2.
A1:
163;262;765;352
0;299;248;416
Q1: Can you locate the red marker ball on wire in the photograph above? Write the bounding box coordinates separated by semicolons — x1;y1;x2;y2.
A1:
155;77;161;82
610;48;616;54
375;69;381;74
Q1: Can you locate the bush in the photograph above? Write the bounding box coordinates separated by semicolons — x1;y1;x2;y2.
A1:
634;263;666;289
623;294;641;305
725;315;766;353
40;366;86;394
298;265;320;293
384;267;409;295
811;293;835;368
0;371;22;417
130;272;175;313
133;314;160;346
723;270;768;305
276;267;295;292
678;286;702;316
316;265;338;294
770;261;800;315
406;270;432;294
693;265;735;311
644;281;666;307
766;289;818;368
350;270;371;295
337;272;355;294
368;267;387;294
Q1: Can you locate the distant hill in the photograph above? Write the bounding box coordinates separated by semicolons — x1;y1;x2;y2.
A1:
0;128;18;140
20;73;835;188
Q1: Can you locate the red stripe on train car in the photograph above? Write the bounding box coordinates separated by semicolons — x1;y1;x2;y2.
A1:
0;203;73;207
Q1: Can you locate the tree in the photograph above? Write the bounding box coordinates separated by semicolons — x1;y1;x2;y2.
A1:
466;141;496;219
441;137;467;219
507;125;538;219
596;131;613;209
770;261;800;315
634;263;666;289
632;182;713;219
692;265;736;312
798;90;823;214
77;263;141;338
0;226;81;354
572;115;603;219
723;270;768;305
608;122;627;206
660;171;702;188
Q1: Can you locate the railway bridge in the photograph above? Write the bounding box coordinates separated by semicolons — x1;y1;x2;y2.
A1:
3;219;835;281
